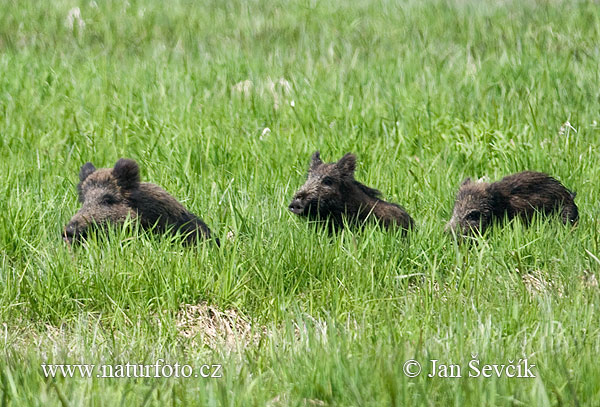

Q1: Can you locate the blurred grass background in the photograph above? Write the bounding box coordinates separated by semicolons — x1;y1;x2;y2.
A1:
1;0;599;405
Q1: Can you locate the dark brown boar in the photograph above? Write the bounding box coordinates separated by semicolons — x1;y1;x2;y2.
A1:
64;158;218;245
446;171;578;236
288;151;414;231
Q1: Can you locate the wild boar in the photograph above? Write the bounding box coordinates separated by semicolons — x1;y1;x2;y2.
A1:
446;171;578;236
288;151;414;231
64;158;218;245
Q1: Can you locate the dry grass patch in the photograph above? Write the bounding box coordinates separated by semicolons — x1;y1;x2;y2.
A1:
522;270;564;297
175;302;262;349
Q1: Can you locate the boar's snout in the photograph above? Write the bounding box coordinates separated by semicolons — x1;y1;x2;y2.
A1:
444;216;467;237
63;221;85;244
444;216;459;233
288;198;305;215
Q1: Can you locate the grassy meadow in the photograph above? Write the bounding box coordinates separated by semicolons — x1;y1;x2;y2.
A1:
1;0;600;405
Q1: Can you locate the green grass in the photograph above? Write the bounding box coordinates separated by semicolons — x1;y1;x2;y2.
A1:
1;0;600;405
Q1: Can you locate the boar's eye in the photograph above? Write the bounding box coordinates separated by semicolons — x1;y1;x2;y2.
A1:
322;176;335;186
466;210;481;222
101;194;119;205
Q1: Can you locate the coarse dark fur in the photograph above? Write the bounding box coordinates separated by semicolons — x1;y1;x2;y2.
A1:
288;151;414;231
64;158;218;245
446;171;578;236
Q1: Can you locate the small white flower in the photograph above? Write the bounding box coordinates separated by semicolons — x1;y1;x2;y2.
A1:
559;120;577;136
259;127;271;140
290;100;295;107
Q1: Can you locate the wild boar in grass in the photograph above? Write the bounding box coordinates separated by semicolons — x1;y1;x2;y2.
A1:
446;171;578;236
64;158;218;245
289;151;414;231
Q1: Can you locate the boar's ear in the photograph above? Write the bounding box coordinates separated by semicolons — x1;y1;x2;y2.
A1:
310;151;323;170
461;177;472;186
336;153;356;176
113;158;140;190
79;162;96;182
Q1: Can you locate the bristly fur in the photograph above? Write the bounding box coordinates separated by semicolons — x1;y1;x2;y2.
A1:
446;171;578;236
355;181;382;199
289;151;414;231
64;158;218;245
